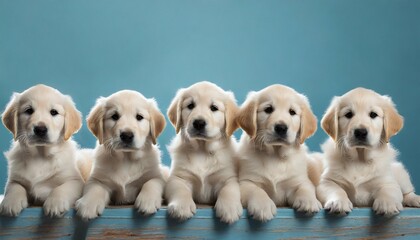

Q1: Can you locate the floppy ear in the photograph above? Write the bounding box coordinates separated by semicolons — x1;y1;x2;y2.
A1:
224;92;239;137
63;96;82;141
298;97;317;144
382;96;404;142
321;97;339;141
148;99;166;145
167;89;184;133
87;98;105;144
2;93;20;140
236;93;258;139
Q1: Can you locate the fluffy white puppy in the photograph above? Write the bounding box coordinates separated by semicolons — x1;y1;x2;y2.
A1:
237;84;321;222
0;84;83;217
75;90;167;219
318;87;420;215
165;81;242;224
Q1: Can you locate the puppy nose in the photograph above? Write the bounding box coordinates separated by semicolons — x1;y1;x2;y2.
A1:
33;126;48;137
193;119;206;131
120;131;134;144
274;124;288;136
354;128;368;140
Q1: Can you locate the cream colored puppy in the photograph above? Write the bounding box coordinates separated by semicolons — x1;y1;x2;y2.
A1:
165;81;242;224
237;84;321;222
0;84;83;217
75;90;166;219
318;88;420;215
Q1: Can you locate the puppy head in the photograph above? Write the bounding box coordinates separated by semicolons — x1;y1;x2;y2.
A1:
87;90;165;151
167;81;239;140
1;84;82;145
321;87;403;149
237;84;317;146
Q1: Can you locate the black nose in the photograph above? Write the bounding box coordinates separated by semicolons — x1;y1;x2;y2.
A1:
33;126;48;137
274;124;288;136
120;131;134;144
354;128;368;141
193;119;206;131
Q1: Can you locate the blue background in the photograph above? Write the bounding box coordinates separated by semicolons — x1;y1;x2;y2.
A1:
1;0;419;193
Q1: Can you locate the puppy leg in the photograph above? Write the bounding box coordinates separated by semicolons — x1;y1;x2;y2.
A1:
392;162;420;207
75;181;110;220
289;179;321;213
214;178;243;224
317;180;353;214
240;181;276;222
135;177;165;215
0;182;28;216
165;176;196;221
372;182;403;216
43;179;84;217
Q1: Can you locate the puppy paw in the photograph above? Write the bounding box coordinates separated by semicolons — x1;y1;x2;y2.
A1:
43;196;71;217
324;198;353;214
403;192;420;207
0;197;28;217
373;198;403;216
214;198;243;224
135;191;162;215
75;198;106;220
293;196;322;214
247;197;277;222
167;198;196;221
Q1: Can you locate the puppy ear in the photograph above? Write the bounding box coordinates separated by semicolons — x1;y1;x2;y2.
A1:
236;92;258;139
2;93;20;140
382;96;403;142
87;97;105;144
63;96;82;141
148;99;166;145
298;96;317;144
167;89;184;133
224;91;239;137
321;97;339;141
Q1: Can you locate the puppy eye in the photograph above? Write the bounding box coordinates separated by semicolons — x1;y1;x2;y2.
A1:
289;109;296;116
136;114;143;121
111;113;120;121
210;105;218;112
24;107;34;115
187;102;195;110
50;109;58;116
370;111;378;119
264;106;274;114
345;112;354;119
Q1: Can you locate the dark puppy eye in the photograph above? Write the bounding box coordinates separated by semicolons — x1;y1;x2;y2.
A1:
136;114;143;121
111;113;120;121
50;109;58;116
370;111;378;119
264;106;274;114
187;102;195;110
289;109;296;116
345;111;354;119
210;105;218;112
24;107;34;115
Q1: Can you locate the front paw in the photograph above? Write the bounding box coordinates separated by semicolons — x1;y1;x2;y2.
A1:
43;196;71;217
75;198;106;220
215;198;243;224
403;192;420;207
324;198;353;214
167;198;196;221
0;197;28;217
293;196;322;214
135;191;162;215
247;197;277;222
373;198;403;216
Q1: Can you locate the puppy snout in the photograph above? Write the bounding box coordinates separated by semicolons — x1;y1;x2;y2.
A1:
193;119;206;131
274;124;288;136
120;131;134;144
33;125;48;137
354;128;368;141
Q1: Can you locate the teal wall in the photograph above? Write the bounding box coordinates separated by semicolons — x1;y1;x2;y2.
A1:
1;0;419;193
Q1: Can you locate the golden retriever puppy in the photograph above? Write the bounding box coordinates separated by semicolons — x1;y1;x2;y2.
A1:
165;81;242;224
0;84;83;217
237;84;321;221
318;88;420;215
75;90;166;219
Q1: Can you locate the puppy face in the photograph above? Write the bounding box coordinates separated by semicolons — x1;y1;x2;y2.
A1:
87;90;165;152
321;87;403;149
2;84;82;145
167;81;238;140
237;85;317;146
